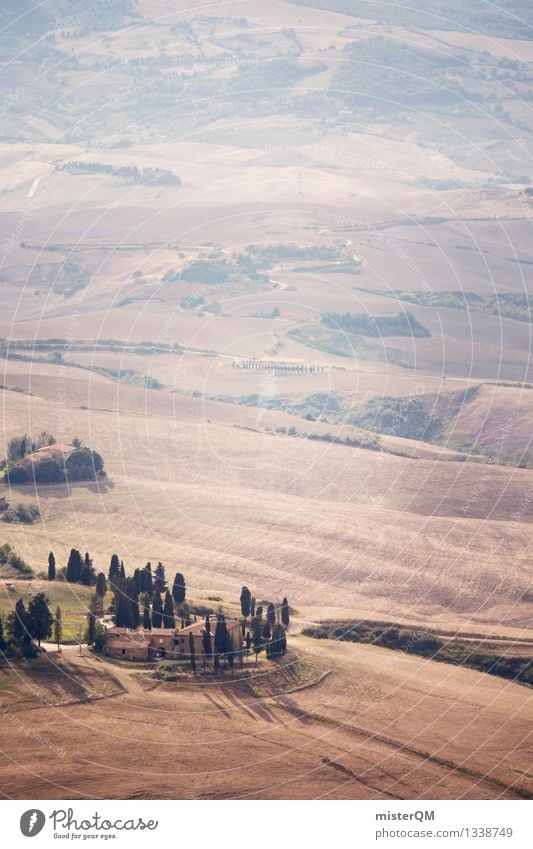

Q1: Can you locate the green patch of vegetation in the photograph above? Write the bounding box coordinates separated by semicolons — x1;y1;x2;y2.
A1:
250;307;281;319
1;502;40;524
177;258;233;285
243;242;352;267
167;251;269;288
52;260;91;299
0;543;33;577
295;0;533;40
188;603;216;617
322;311;431;338
56;161;181;186
154;661;188;681
332;36;471;112
180;294;205;310
0;341;164;389
228;58;328;97
288;326;411;365
71;362;163;389
381;289;533;324
349;396;443;441
303;620;533;686
202;301;222;315
298;429;381;451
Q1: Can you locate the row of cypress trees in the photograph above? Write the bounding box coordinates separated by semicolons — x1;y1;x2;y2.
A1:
240;586;290;627
47;549;96;586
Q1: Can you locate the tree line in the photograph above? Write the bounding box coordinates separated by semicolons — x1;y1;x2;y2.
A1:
239;586;289;662
0;556;290;666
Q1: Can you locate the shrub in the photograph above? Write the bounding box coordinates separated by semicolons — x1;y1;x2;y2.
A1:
65;448;97;480
2;502;40;523
5;465;28;484
33;457;65;483
3;549;33;576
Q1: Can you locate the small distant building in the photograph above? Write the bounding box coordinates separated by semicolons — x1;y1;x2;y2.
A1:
20;443;76;470
104;616;244;663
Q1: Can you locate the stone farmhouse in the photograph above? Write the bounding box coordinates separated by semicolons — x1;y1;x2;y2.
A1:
104;615;244;662
20;443;76;470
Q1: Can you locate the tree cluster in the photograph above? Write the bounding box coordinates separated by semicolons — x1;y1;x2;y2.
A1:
241;590;290;663
0;593;53;658
3;434;105;485
108;556;187;632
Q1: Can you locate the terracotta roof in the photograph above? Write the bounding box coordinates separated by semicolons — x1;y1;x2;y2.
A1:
180;616;242;636
33;443;75;455
107;621;242;642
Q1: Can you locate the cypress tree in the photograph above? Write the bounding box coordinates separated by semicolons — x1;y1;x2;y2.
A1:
48;551;56;581
251;616;262;663
27;592;53;647
115;592;135;629
152;589;163;628
163;590;175;628
154;561;166;593
256;605;263;620
81;552;95;586
142;594;151;630
0;617;6;653
250;596;256;617
267;602;276;629
240;586;251;618
202;615;212;667
87;595;99;644
172;572;186;605
95;572;107;597
53;606;62;651
214;614;232;669
10;598;29;643
119;560;125;581
270;623;286;657
143;562;153;596
188;631;196;673
281;597;290;628
133;568;142;594
113;593;123;627
66;548;82;583
108;554;120;585
125;578;140;629
226;626;234;670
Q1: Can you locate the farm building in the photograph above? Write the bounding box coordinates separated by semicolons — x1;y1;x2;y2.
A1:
104;616;244;662
20;443;76;469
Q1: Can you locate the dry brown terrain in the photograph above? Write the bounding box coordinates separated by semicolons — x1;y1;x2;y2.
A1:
1;0;532;801
1;637;531;800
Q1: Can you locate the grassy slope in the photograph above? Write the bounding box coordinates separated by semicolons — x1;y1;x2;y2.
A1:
0;581;100;642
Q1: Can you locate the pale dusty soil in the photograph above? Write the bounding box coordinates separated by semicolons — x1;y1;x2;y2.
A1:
0;638;531;800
